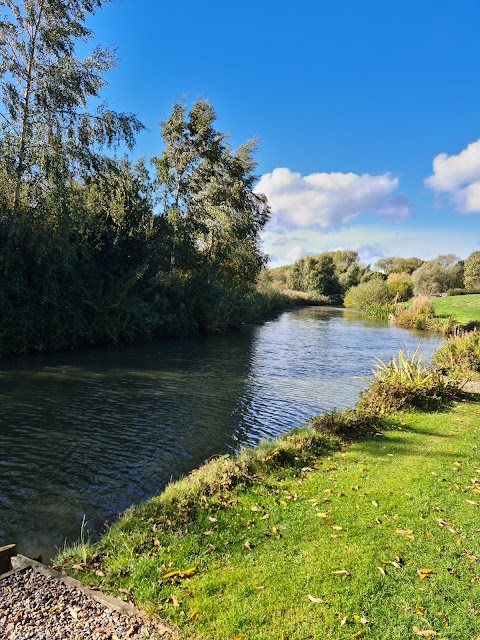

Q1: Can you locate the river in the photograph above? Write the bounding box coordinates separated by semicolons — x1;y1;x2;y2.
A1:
0;307;443;561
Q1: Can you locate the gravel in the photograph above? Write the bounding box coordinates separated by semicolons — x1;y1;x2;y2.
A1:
0;568;169;639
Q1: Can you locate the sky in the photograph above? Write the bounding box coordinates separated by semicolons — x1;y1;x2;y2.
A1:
87;0;480;267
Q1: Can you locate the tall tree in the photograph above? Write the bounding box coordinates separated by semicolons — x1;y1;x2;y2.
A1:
0;0;143;211
153;99;269;284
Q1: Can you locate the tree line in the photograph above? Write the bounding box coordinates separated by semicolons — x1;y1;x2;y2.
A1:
270;250;480;310
0;1;271;355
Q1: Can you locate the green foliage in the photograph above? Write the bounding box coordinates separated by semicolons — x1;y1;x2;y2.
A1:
356;347;459;415
411;254;464;295
386;272;413;300
433;331;480;375
343;278;390;310
447;287;480;296
463;250;480;288
362;303;396;319
274;250;372;297
375;256;424;275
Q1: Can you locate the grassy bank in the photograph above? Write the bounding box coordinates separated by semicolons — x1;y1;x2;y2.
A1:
432;294;480;324
56;346;480;639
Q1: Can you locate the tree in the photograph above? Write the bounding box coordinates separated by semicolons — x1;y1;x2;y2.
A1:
343;279;391;310
375;256;424;275
0;0;143;211
152;99;269;284
386;272;413;301
411;254;463;295
463;251;480;289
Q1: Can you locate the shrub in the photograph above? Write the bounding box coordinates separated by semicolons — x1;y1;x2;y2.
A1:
356;347;459;414
433;331;480;375
309;408;380;439
344;279;391;310
394;296;434;329
363;303;396;320
447;288;480;296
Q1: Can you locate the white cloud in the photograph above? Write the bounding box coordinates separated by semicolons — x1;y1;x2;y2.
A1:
425;138;480;212
255;167;413;232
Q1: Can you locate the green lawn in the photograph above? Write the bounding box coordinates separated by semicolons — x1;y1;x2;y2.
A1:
62;399;480;639
432;294;480;324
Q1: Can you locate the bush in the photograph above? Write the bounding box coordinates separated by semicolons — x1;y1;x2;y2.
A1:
447;288;480;296
433;331;480;375
363;303;396;320
344;279;391;310
393;297;456;333
356;347;459;414
309;408;380;439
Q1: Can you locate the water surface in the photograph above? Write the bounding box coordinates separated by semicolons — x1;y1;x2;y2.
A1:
0;307;443;560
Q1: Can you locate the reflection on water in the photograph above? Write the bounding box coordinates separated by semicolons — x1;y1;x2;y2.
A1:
0;307;443;560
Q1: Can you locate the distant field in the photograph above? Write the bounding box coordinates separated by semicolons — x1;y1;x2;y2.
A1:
433;294;480;323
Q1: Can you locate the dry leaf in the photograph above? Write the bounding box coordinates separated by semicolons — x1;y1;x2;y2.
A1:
95;569;104;577
208;516;217;522
332;525;343;531
353;615;369;624
307;594;324;603
251;506;261;512
465;553;478;562
230;635;245;640
377;566;386;575
412;627;437;637
417;568;433;580
395;529;414;539
186;609;199;621
341;617;347;626
331;570;350;576
261;513;270;520
152;538;161;547
244;540;252;550
68;606;79;620
372;501;379;507
466;500;480;506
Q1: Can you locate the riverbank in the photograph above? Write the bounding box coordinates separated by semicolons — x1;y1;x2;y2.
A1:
55;340;480;639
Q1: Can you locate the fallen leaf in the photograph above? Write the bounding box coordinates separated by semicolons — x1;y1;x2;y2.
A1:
95;569;104;577
377;566;386;575
152;538;161;547
331;570;351;576
412;627;438;637
251;506;261;512
208;516;217;522
466;500;480;506
372;501;379;507
395;529;414;539
332;525;343;531
180;567;196;577
465;553;478;562
413;607;425;614
186;609;199;621
261;513;270;520
417;568;433;580
341;617;347;626
68;606;80;620
307;594;324;603
353;615;369;624
351;631;364;638
280;500;288;507
244;540;252;550
230;635;245;640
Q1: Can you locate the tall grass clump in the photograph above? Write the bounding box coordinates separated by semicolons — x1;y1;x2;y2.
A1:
362;303;396;320
356;347;459;414
433;331;480;375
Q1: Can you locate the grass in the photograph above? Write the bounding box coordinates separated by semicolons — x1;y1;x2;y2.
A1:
432;294;480;324
56;395;480;639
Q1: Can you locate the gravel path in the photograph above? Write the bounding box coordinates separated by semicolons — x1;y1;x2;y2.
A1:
0;568;171;639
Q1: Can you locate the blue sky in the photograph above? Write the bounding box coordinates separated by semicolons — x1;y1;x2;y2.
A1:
89;0;480;267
